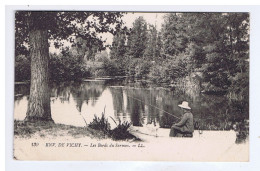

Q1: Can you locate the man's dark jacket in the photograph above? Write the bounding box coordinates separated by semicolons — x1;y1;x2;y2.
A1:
173;112;194;133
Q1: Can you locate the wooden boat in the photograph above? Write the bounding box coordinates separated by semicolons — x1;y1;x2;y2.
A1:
129;126;237;143
129;126;248;162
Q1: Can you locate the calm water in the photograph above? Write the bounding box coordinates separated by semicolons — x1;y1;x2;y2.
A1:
14;79;249;130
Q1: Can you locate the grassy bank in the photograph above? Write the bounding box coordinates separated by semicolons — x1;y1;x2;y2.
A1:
14;120;139;141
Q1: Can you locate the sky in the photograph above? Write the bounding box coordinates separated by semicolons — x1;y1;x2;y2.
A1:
49;12;167;54
102;12;166;45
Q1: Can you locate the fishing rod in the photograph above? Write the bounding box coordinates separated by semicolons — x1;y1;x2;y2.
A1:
110;87;181;120
118;88;207;123
77;86;181;127
128;94;180;119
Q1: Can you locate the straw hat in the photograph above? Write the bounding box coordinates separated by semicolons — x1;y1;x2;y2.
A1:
178;101;191;110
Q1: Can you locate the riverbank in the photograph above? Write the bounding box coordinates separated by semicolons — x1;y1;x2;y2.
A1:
14;120;138;141
14;120;140;160
14;120;249;161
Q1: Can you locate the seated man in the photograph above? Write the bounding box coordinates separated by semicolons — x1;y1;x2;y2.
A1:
169;101;194;137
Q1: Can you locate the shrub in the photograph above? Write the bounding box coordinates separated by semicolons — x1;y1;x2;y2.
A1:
49;53;91;81
88;113;111;135
101;58;119;76
149;60;184;84
228;72;249;101
134;60;151;79
88;110;136;140
109;118;134;140
15;53;91;82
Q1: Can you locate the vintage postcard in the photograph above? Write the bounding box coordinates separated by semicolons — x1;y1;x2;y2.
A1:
13;10;249;161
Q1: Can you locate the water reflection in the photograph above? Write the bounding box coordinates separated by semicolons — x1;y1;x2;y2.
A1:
14;79;249;130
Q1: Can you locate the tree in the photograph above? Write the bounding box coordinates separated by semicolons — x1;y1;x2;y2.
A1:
127;16;148;58
161;13;189;57
15;11;124;122
108;29;129;76
196;13;249;90
154;13;192;82
95;50;109;62
71;34;105;62
110;30;128;60
71;38;93;61
144;24;160;60
159;12;249;91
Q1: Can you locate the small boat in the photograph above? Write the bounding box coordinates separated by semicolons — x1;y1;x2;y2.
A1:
130;126;237;143
129;126;249;161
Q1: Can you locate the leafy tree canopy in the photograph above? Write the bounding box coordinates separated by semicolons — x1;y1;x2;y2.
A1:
15;11;125;56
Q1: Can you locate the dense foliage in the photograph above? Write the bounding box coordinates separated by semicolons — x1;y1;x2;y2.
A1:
108;13;249;104
15;11;125;82
15;12;249;104
15;11;124;56
88;112;136;140
49;50;91;82
15;51;92;82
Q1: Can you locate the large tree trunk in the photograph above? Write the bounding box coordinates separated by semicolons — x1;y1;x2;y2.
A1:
25;27;53;122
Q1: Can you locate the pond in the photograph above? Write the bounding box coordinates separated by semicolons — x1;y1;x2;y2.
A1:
14;78;249;132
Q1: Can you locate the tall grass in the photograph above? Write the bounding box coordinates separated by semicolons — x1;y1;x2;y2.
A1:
88;110;137;140
109;117;134;140
88;113;111;135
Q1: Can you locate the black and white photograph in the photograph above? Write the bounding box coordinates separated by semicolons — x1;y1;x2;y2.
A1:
13;10;249;161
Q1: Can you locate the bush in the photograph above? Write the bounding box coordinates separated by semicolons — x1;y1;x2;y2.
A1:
88;114;111;135
100;56;129;77
101;58;119;76
134;60;151;79
15;53;91;82
49;53;91;81
149;57;187;85
228;72;249;101
88;111;136;140
149;63;169;84
109;118;134;140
